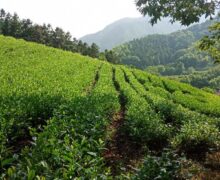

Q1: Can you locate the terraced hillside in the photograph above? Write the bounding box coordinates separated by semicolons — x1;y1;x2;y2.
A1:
0;35;220;179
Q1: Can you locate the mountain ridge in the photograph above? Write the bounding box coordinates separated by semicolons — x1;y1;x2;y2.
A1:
80;17;186;51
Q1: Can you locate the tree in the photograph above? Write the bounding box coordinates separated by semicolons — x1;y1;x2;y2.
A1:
135;0;220;63
1;13;12;35
121;56;141;68
0;9;6;34
104;50;119;64
20;19;34;41
98;52;107;61
0;9;6;19
89;43;99;58
135;0;220;26
10;13;21;37
52;27;66;48
199;21;220;63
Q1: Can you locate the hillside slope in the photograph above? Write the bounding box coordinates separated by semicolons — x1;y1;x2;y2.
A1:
114;18;217;70
80;17;185;51
0;35;220;179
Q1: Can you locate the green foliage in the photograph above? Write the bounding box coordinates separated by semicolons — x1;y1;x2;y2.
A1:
117;68;171;144
134;0;220;73
114;19;216;70
7;64;120;179
104;49;120;64
201;87;215;93
132;69;220;146
146;46;213;76
0;36;119;178
199;21;220;63
1;36;220;178
175;65;220;90
113;17;220;89
133;150;182;180
172;120;220;152
135;0;219;26
134;70;220;118
172;90;220;117
89;43;100;58
121;56;141;68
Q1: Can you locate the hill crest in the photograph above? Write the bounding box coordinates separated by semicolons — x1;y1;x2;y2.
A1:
80;17;186;51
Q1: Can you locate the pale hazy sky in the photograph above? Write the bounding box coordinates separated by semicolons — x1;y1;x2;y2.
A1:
0;0;141;38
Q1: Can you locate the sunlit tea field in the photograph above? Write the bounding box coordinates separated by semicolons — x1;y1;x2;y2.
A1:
0;35;220;179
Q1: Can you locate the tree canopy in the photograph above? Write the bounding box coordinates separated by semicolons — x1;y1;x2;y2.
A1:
135;0;220;26
199;21;220;63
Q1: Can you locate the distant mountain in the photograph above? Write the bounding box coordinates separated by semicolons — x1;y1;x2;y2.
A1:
80;17;186;51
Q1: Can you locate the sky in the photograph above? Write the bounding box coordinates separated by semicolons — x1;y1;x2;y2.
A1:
0;0;141;38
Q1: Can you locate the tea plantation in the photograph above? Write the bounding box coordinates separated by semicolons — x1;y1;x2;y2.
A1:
0;35;220;179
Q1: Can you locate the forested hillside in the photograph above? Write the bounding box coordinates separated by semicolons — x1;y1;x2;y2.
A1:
172;66;220;91
1;35;220;179
145;46;214;75
114;18;217;71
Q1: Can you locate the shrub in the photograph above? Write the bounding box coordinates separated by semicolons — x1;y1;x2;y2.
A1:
172;121;220;154
133;150;182;180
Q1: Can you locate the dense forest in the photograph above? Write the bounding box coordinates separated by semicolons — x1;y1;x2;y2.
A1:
113;17;220;91
145;46;213;75
114;18;218;72
172;65;220;91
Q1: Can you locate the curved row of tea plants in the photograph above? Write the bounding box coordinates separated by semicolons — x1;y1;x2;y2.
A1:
0;36;102;173
1;35;220;179
0;36;121;178
133;69;220;117
115;67;170;149
127;68;220;151
2;62;121;179
124;68;220;179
